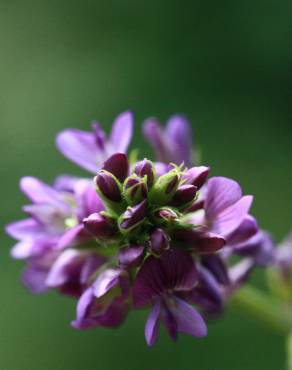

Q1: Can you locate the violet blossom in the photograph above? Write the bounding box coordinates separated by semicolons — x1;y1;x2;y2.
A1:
6;111;276;346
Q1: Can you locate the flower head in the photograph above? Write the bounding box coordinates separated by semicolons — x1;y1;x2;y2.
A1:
6;111;274;347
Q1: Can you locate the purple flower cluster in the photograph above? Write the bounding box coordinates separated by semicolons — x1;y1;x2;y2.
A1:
6;111;275;346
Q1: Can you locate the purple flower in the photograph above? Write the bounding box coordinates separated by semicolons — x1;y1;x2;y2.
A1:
56;111;133;173
46;249;105;296
6;112;275;347
6;176;104;293
72;268;130;329
143;114;193;166
133;250;207;346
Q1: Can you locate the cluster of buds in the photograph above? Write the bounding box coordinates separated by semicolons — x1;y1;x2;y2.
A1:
6;111;275;346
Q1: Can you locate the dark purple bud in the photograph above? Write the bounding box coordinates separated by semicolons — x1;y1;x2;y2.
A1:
119;245;145;267
150;229;169;255
134;159;155;187
170;184;197;207
123;175;147;205
83;212;116;238
103;153;129;182
95;171;121;203
119;200;147;231
153;207;178;223
182;166;210;189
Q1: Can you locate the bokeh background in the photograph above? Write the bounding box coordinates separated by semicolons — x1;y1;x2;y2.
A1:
1;1;292;369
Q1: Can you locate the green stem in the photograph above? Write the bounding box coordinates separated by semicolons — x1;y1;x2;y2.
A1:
287;333;292;370
232;284;292;335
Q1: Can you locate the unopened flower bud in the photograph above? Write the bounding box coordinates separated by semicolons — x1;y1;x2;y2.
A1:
83;212;116;238
134;159;155;187
102;153;129;182
153;207;179;224
182;166;209;189
150;228;169;255
95;171;122;203
149;168;180;205
123;175;147;205
119;200;147;232
170;184;197;208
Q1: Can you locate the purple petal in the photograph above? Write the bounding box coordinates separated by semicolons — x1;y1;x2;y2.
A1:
133;250;197;307
94;299;129;328
57;224;89;249
92;268;124;298
229;258;254;287
160;249;198;291
143;119;170;163
145;300;161;346
11;238;57;259
56;129;103;173
23;204;68;230
110;111;133;153
46;249;83;287
20;177;64;206
226;216;258;246
205;177;242;220
168;296;207;338
73;179;104;220
154;162;172;177
196;265;222;304
165;115;193;166
172;229;226;254
119;245;145;267
22;265;49;294
71;287;97;329
182;166;210;189
234;231;275;266
201;255;229;285
211;196;253;237
53;175;80;192
119;200;147;230
6;218;45;240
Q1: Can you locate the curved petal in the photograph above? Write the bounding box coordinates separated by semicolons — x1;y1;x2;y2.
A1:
46;249;83;287
53;175;80;192
211;196;253;237
22;266;49;294
71;287;97;329
205;177;242;220
57;224;89;249
145;299;161;346
56;129;102;173
20;177;64;206
169;297;207;338
73;179;104;220
6;218;45;240
92;268;126;298
110;111;133;152
166;114;193;166
227;215;258;246
143;119;170;162
160;249;198;292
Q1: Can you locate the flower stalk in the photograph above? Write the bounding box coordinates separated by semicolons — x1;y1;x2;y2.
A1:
232;284;292;335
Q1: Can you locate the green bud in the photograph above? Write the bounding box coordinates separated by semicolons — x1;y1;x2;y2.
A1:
148;168;180;205
123;174;148;205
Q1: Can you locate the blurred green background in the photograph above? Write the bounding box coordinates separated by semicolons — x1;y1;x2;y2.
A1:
1;1;292;369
